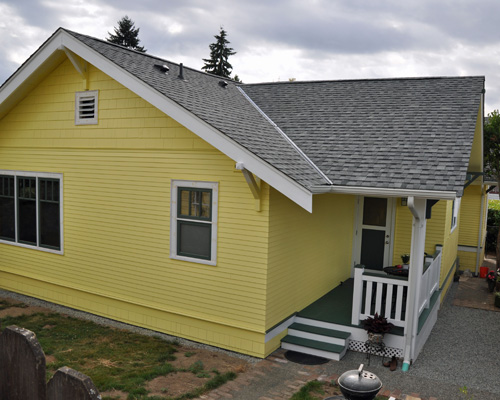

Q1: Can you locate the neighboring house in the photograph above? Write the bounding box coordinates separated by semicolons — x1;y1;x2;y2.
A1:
0;29;487;369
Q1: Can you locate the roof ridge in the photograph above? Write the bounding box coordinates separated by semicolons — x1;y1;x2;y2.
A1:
237;86;332;186
242;75;485;87
63;28;239;82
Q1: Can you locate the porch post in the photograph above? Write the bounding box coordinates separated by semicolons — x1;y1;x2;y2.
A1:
402;197;427;372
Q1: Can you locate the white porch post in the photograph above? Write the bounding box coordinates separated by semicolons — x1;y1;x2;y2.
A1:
402;197;427;372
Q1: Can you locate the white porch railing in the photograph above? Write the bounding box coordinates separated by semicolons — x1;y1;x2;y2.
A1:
351;247;442;330
418;246;442;316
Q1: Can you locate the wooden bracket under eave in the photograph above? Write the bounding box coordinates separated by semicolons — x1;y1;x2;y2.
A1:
62;47;89;90
236;162;262;211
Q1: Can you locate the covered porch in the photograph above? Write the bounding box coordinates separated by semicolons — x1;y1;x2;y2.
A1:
281;236;442;367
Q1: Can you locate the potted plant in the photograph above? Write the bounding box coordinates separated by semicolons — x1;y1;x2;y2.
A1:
362;313;394;343
495;292;500;308
401;254;410;270
487;270;496;292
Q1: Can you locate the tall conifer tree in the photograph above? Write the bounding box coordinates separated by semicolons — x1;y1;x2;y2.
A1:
107;16;146;52
202;27;236;78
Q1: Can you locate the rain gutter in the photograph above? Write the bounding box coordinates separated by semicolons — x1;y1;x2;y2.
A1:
310;185;457;200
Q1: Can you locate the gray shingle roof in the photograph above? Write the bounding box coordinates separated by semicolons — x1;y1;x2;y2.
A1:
242;77;484;195
66;30;329;190
66;30;483;196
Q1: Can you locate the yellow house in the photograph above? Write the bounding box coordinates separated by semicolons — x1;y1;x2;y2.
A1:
0;29;486;370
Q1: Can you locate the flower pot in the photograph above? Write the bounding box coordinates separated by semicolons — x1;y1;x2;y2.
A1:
367;332;384;344
495;296;500;308
488;280;496;292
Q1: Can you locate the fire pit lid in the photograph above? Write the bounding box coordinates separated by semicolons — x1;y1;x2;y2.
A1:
337;364;382;395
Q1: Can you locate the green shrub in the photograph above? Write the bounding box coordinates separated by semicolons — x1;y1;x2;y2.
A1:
486;206;500;253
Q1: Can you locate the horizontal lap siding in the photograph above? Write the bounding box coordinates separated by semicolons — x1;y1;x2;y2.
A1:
0;59;270;356
458;185;484;271
459;185;482;247
393;199;447;265
393;199;460;301
266;191;355;330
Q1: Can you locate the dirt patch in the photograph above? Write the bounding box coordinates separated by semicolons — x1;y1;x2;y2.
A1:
171;345;248;374
321;383;343;397
99;389;128;400
0;297;51;318
45;355;57;364
146;371;210;397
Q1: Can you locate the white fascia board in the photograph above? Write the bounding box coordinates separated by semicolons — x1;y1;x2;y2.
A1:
0;30;66;107
311;185;457;200
58;32;314;212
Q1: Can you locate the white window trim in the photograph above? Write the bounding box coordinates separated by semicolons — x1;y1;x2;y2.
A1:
451;197;461;233
75;90;98;125
170;180;218;266
0;169;64;255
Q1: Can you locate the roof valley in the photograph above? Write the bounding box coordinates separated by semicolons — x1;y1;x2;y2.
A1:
237;86;332;186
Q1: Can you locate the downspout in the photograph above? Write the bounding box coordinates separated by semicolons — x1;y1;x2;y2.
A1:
402;197;427;372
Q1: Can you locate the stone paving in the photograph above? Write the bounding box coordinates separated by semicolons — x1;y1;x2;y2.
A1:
194;349;432;400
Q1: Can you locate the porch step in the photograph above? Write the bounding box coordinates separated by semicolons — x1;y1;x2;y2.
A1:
288;323;350;346
281;335;347;361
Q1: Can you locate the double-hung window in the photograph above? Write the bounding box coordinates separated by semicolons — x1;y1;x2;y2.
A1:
0;171;63;253
171;180;218;265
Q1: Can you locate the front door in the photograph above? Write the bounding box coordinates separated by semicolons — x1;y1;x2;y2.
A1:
355;197;394;271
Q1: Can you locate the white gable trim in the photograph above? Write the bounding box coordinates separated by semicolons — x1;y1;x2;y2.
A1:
0;29;314;212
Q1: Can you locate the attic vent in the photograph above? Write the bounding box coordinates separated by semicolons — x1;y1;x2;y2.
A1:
154;64;169;74
75;90;98;125
219;80;228;88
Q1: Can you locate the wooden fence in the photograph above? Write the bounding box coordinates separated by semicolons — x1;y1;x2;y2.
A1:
0;325;101;400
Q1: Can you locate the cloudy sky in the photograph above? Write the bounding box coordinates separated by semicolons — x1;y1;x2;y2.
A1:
1;0;499;113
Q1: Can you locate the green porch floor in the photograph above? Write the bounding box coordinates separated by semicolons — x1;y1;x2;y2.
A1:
298;279;355;326
297;278;405;336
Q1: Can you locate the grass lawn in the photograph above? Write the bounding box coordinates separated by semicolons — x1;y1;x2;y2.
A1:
0;300;239;400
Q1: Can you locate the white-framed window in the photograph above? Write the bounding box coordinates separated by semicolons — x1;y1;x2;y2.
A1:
75;90;98;125
170;180;218;265
451;197;461;232
0;170;63;254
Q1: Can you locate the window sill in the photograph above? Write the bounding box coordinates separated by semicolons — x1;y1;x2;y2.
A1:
0;239;63;255
170;254;216;266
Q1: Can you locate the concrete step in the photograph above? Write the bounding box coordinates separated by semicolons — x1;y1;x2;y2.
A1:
281;335;347;361
288;323;350;346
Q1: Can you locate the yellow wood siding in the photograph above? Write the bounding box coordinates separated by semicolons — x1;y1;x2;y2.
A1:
392;199;458;301
459;185;483;247
457;184;487;272
457;251;477;271
0;58;272;357
266;191;355;330
392;199;447;264
438;201;459;300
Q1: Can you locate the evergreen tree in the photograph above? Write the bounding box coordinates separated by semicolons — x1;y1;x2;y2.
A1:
107;16;146;52
202;27;236;78
484;110;500;267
